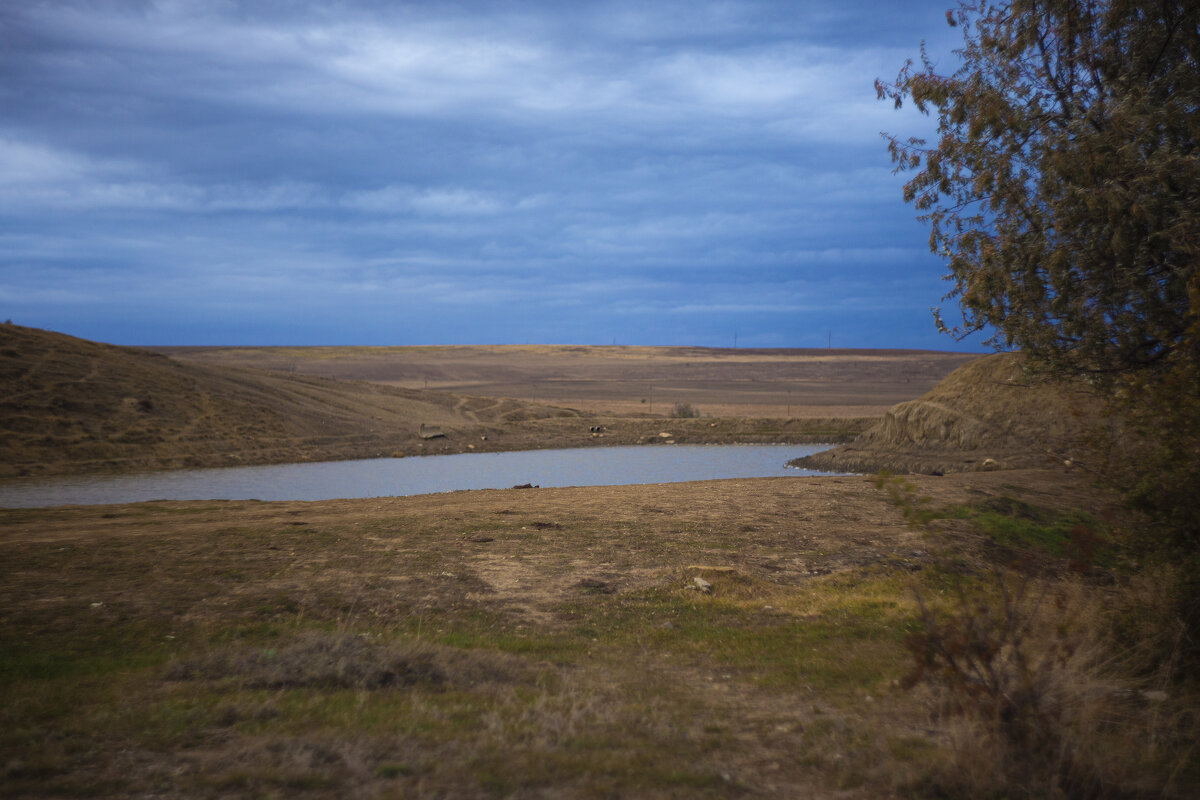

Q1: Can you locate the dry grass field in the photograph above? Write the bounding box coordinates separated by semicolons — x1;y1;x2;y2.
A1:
155;344;981;419
8;468;1188;799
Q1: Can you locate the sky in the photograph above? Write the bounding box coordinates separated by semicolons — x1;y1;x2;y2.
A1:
0;0;983;350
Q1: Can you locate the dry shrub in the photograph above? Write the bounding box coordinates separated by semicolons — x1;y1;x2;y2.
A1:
1104;565;1190;680
905;568;1197;799
671;402;700;419
478;673;636;750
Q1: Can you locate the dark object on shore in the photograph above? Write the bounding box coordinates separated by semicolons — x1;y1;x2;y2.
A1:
419;424;446;440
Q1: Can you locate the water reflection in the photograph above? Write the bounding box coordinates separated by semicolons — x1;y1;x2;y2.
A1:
0;444;838;508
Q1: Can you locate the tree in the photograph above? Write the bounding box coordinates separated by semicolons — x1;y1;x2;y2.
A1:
879;0;1200;663
876;0;1199;380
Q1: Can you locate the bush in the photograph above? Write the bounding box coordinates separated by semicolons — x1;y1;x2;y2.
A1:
904;566;1197;799
670;402;699;419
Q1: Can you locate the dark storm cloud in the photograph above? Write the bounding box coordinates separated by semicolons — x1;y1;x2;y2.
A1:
0;0;974;348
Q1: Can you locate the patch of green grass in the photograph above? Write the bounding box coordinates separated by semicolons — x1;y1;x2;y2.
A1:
552;579;913;693
0;621;178;683
874;473;1114;567
375;762;415;779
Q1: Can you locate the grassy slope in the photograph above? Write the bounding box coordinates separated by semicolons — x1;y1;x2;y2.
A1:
0;324;583;478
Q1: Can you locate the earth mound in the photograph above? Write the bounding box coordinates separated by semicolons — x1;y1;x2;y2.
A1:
0;324;581;478
794;352;1103;475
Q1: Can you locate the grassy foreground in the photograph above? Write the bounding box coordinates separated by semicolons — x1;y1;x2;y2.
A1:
2;471;1195;798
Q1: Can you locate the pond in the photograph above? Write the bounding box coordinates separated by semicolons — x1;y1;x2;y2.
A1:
0;444;839;508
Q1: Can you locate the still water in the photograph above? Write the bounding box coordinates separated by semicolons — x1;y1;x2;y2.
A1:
0;444;838;508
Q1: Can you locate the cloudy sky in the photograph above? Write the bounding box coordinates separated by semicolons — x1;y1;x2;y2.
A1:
0;0;980;349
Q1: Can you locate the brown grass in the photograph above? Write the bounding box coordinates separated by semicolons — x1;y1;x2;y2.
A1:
154;342;980;418
4;467;1192;798
903;573;1198;799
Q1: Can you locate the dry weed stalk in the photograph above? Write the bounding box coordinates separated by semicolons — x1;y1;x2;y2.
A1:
905;565;1195;798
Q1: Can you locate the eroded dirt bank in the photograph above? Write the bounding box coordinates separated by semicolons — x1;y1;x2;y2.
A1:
793;353;1105;475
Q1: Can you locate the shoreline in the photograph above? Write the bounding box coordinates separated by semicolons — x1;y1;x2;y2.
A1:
3;414;877;481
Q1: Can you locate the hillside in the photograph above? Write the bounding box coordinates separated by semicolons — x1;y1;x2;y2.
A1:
794;352;1105;474
0;324;582;478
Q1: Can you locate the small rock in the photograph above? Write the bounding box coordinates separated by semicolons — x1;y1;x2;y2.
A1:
658;432;672;438
419;424;446;440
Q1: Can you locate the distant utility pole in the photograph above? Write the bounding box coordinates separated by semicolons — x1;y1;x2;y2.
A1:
827;330;831;349
733;330;738;349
